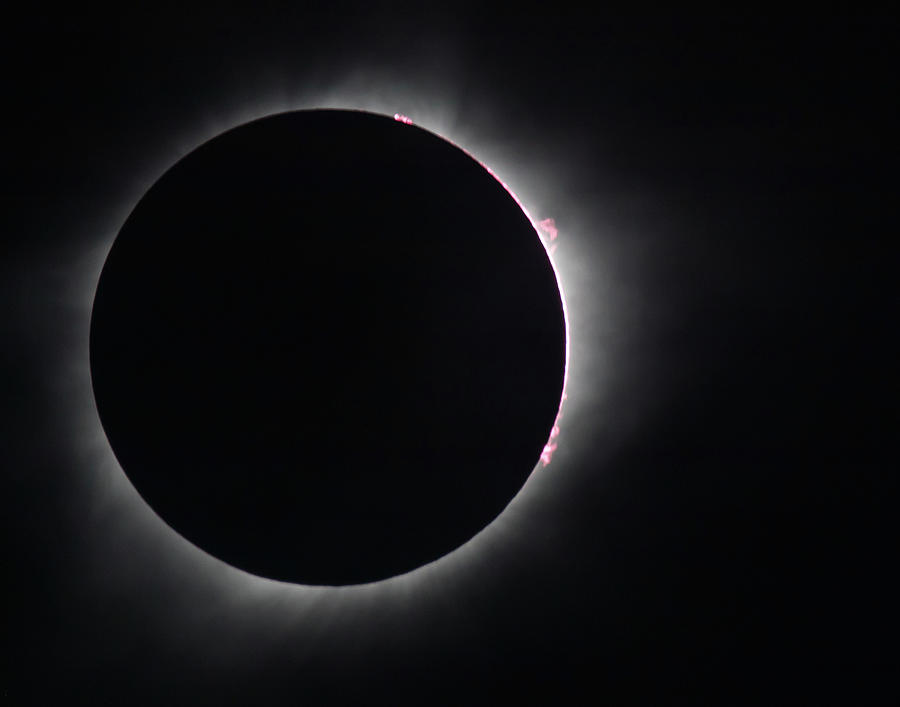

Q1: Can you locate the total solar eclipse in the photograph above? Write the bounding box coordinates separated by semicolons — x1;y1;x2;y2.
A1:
89;109;566;586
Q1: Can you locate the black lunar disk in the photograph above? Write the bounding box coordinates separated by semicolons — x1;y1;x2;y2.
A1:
90;110;566;585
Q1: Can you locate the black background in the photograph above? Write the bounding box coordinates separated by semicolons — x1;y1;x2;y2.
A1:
3;6;896;705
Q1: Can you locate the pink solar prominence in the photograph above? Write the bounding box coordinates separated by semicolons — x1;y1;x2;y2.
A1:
394;111;569;468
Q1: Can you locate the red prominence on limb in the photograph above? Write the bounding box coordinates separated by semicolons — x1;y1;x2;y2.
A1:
396;109;568;468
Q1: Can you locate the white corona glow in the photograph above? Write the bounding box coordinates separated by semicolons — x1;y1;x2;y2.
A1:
49;75;610;630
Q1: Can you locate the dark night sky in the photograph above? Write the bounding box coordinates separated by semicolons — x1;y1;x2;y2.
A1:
2;7;896;705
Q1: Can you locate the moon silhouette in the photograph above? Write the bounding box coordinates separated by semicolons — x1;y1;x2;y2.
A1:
89;109;566;586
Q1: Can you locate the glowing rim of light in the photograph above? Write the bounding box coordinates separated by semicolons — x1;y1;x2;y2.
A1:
60;95;587;603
